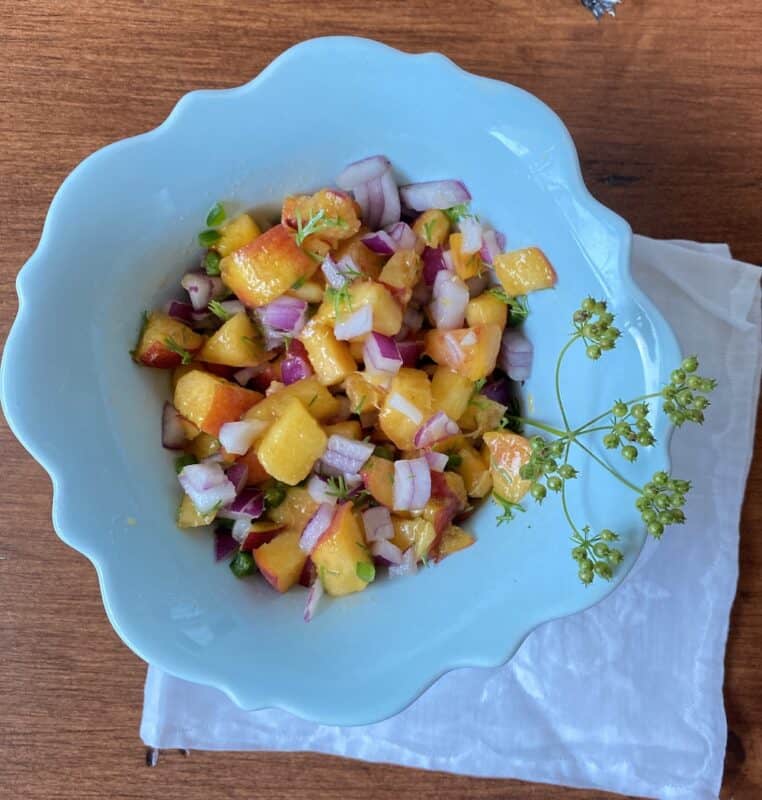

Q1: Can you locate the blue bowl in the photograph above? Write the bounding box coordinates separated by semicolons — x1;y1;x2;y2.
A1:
1;37;679;725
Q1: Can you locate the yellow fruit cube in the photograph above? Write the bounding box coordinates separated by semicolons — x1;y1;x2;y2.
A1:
483;431;532;504
360;455;396;508
198;312;270;368
390;517;436;560
379;368;432;450
323;420;362;440
299;319;356;386
332;233;385;280
455;444;493;498
254;530;306;593
177;494;216;528
133;312;204;369
344;372;386;413
215;213;261;257
244;377;340;424
378;249;422;291
438;525;476;559
424;324;501;381
220;224;315;308
174;369;262;436
268;487;319;533
255;397;327;485
281;189;361;246
449;233;483;280
311;503;373;596
493;247;557;296
458;396;506;434
288;280;324;304
430;366;474;421
412;209;451;247
339;281;403;336
466;294;508;329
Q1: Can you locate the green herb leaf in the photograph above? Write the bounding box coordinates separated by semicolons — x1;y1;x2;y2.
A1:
294;208;348;247
423;219;435;243
326;476;350;500
356;561;376;583
291;276;307;290
208;299;232;321
174;454;197;474
444;203;474;224
206;202;226;228
486;288;529;325
325;284;353;317
203;250;221;276
130;310;151;359
164;336;193;365
352;395;367;415
373;444;395;461
445;450;463;470
263;480;288;510
493;493;525;525
198;229;222;247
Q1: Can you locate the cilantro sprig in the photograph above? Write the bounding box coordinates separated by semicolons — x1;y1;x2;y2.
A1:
208;299;232;321
164;336;193;365
294;209;348;247
495;296;716;586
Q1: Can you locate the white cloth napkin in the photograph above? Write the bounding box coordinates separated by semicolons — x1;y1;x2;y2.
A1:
141;236;761;800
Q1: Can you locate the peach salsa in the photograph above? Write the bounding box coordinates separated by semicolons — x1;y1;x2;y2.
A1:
132;155;556;620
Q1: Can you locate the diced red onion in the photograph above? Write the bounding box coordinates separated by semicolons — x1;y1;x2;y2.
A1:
414;411;459;448
353;181;370;220
336;155;391;190
256;296;307;334
396;340;425;368
216;299;245;317
422;246;447;285
219;419;267;455
334;304;373;340
281;341;313;385
303;576;324;623
178;463;236;513
362;506;394;543
241;524;284;551
399;180;472;211
162;402;186;450
388;392;423;424
219;487;265;520
164;300;196;324
482;376;513;405
225;462;249;494
378;169;401;228
393;457;431;510
298;558;317;587
425;451;449;472
372;539;404;566
458;216;483;255
307;474;338;506
496;231;507;250
322;435;375;474
365;176;386;230
363;332;402;374
499;329;534;382
362;230;397;255
231;518;253;543
480;229;501;264
299;503;337;553
181;271;213;311
214;529;238;561
389;546;418;577
321;254;351;289
431;270;469;330
386;221;417;252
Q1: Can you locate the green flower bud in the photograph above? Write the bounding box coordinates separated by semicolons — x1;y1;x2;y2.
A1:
693;396;710;410
573;310;589;324
593;542;610;558
699;378;717;392
547;476;562;492
681;355;699;373
608;549;624;565
638;433;655;446
586;344;602;360
600;312;614;326
594;562;613;580
530;436;545;451
612;402;628;417
655;494;671;510
531;484;547;501
519;463;537;480
658;511;673;526
677;389;693;406
582;324;596;339
648;521;664;538
603;433;620;449
600;529;619;541
559;464;577;480
593;301;607;315
642;509;657;524
621;445;638;462
686;376;701;390
635;496;649;510
687;409;705;424
632;403;648;420
581;297;596;313
579;566;594;585
571;545;587;561
653;471;669;486
550;440;566;457
671;369;686;385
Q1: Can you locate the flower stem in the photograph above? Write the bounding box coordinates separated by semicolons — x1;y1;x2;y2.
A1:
574;391;664;434
511;417;568;438
572;439;642;493
555;336;578;431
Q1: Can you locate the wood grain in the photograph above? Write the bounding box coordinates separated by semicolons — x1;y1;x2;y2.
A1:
1;1;760;798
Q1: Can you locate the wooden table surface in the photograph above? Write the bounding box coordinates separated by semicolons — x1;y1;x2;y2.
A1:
2;2;760;798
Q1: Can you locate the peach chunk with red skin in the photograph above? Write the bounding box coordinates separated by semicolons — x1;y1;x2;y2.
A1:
133;312;203;368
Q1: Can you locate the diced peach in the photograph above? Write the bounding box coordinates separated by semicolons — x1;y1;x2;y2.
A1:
240;521;285;551
438;525;476;560
390;517;437;560
344;372;386;413
133;312;203;369
458;396;506;434
412;209;450;247
449;233;483;280
493;247;557;296
176;494;216;528
171;364;196;391
483;430;532;504
245;377;340;424
378;250;422;292
347;282;403;336
215;213;261;257
299;319;356;386
189;432;226;462
311;503;372;597
254;530;306;593
268;487;319;533
424;324;501;381
220;224;316;307
281;189;361;246
288;279;324;304
379;368;432;450
430;366;474;421
198;312;270;368
255;397;327;485
332;233;385;280
323;420;362;440
360;455;396;508
454;444;493;498
466;294;508;329
236;449;270;485
174;369;262;436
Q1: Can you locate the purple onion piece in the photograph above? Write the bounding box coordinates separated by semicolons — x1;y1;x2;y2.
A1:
336;155;391;190
399;180;472;212
214;529;238;562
